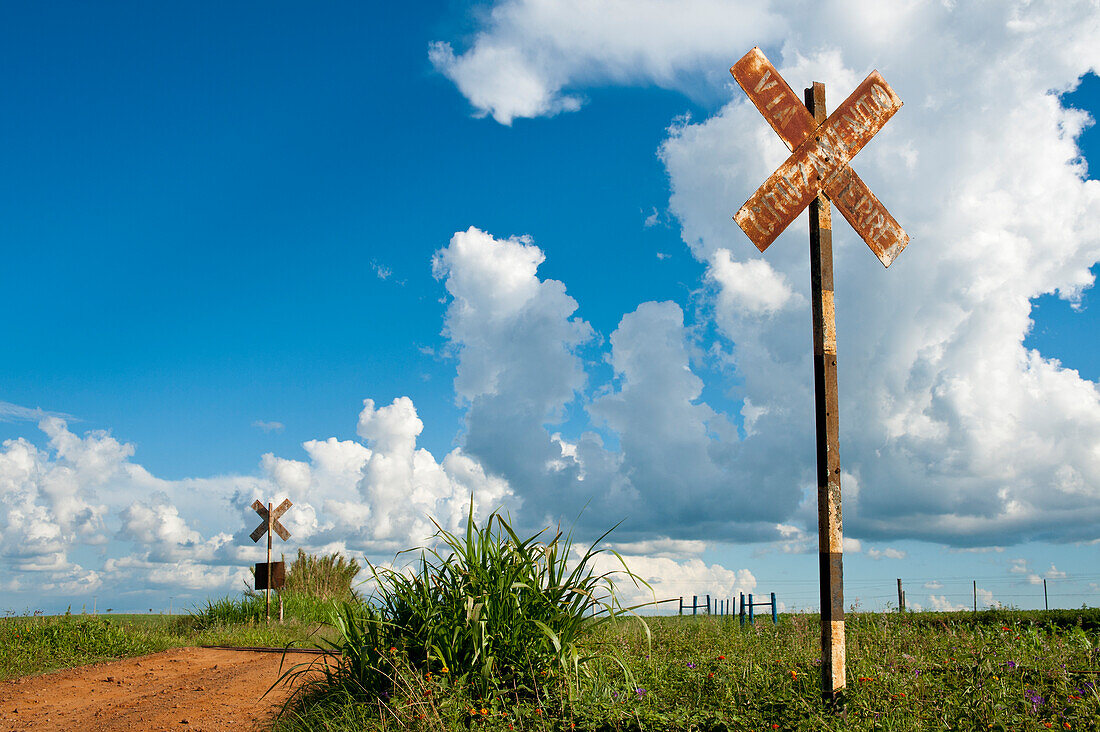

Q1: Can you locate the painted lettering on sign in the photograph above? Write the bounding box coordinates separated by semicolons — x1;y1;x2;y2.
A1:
735;72;903;253
825;167;908;267
732;48;817;148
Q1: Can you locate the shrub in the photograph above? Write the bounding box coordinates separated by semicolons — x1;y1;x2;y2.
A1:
284;549;362;603
373;506;648;696
276;503;650;716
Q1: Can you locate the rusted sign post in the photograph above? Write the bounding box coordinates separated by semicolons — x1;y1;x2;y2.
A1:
250;498;292;622
729;47;910;710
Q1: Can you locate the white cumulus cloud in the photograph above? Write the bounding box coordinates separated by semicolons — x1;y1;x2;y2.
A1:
429;0;785;124
433;0;1100;546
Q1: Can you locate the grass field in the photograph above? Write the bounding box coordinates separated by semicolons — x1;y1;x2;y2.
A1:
274;610;1100;732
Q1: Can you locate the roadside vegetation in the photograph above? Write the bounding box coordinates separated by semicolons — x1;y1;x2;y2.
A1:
272;609;1100;731
273;506;650;727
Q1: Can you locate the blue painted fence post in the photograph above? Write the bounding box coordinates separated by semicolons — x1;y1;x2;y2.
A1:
748;593;754;623
693;595;698;616
739;592;745;627
771;592;778;625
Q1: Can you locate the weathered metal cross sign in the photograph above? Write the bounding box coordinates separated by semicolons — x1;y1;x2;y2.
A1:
250;498;292;621
732;47;909;267
250;498;292;543
729;47;911;712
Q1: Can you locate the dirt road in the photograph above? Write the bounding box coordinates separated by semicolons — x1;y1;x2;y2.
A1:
0;646;328;731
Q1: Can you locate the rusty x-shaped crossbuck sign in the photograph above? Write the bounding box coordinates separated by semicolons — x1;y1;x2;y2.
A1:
731;48;909;266
250;498;292;543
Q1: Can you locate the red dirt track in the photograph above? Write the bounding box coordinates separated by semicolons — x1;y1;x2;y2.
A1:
0;646;325;731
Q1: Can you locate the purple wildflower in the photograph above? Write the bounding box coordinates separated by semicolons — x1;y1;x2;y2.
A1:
687;662;696;669
1025;689;1045;713
635;688;646;698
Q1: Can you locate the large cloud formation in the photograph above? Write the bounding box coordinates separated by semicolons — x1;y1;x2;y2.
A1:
432;0;1100;546
432;228;797;541
0;400;513;607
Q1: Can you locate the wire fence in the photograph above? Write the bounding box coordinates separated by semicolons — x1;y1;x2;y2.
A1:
641;572;1100;614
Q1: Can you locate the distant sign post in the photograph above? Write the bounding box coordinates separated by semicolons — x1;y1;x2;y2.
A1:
251;498;292;622
729;47;910;711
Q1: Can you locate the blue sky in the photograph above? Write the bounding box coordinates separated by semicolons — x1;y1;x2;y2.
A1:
2;1;1099;614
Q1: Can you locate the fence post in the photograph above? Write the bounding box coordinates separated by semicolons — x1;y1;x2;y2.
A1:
772;592;778;625
897;578;905;612
739;593;745;627
748;593;754;623
1044;579;1049;611
679;597;683;616
973;580;977;614
707;594;711;615
693;595;698;616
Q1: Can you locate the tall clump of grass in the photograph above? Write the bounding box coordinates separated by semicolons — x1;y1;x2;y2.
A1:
275;502;650;720
284;549;362;603
371;505;649;698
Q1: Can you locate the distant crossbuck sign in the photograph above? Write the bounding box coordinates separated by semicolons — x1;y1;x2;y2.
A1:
251;498;292;621
251;498;292;542
731;47;909;267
